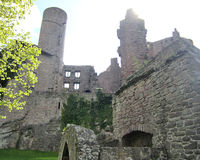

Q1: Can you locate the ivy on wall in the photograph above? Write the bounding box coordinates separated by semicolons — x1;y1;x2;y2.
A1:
61;90;113;133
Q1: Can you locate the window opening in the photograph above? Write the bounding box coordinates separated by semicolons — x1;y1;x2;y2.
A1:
64;83;70;88
58;102;60;109
85;89;91;93
65;71;71;77
74;83;80;90
75;71;80;78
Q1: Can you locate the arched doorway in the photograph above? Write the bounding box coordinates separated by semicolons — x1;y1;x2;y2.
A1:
62;142;69;160
122;131;153;147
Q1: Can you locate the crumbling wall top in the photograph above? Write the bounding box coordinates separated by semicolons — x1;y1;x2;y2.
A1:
43;7;67;24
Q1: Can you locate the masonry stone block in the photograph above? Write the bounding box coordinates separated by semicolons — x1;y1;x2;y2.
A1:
58;124;100;160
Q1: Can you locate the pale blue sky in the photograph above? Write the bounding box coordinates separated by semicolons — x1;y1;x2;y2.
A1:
24;0;200;74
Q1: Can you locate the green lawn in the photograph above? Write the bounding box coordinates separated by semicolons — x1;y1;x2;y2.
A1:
0;149;58;160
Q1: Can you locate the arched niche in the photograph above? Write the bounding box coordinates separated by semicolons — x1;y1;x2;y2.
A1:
122;131;153;147
62;142;69;160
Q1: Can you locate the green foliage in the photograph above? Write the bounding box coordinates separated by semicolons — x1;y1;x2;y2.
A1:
61;90;113;133
61;94;91;129
90;90;113;131
0;0;41;118
0;149;58;160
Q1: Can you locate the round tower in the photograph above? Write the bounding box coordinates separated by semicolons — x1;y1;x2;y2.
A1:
38;7;67;58
35;7;67;92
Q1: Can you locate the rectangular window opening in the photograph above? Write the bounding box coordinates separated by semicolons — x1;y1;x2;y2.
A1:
64;83;70;88
74;83;80;90
65;71;71;77
75;71;80;78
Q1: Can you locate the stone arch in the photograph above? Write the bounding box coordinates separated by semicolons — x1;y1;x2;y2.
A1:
58;124;100;160
62;142;69;160
122;130;153;147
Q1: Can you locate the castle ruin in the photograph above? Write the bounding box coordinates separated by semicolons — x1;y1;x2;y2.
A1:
0;7;200;160
0;7;121;151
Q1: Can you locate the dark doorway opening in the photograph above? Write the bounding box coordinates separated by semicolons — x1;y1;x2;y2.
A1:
122;131;153;147
62;142;69;160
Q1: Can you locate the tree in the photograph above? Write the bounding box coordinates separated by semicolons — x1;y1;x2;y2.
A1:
0;0;41;118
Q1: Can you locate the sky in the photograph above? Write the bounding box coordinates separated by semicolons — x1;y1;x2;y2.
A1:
21;0;200;74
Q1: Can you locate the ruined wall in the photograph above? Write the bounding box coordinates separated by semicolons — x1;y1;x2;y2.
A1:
63;65;97;93
36;7;67;92
35;51;64;92
117;9;148;83
58;124;100;160
59;124;167;160
147;29;193;58
97;58;121;93
147;37;174;58
113;40;200;159
0;7;67;151
99;147;167;160
0;91;62;151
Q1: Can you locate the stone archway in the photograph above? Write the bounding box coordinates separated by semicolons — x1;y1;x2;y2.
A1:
122;131;153;147
62;142;69;160
58;124;100;160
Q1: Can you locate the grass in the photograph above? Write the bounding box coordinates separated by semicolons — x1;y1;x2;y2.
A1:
0;149;58;160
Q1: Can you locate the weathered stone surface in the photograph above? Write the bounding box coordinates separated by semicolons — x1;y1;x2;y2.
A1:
37;7;67;92
1;7;200;160
113;38;200;159
58;124;100;160
0;117;61;151
63;65;98;94
118;9;148;84
96;130;119;147
0;7;65;151
99;147;167;160
97;58;121;93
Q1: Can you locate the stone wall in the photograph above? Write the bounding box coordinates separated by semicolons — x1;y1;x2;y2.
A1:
97;58;121;93
63;65;97;93
117;9;148;83
36;7;67;92
0;7;66;151
0;91;62;151
59;124;167;160
38;7;67;58
99;147;167;160
35;51;64;92
147;29;193;58
58;124;100;160
113;39;200;159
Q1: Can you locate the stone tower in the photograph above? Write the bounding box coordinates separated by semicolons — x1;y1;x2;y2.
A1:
36;7;67;92
117;9;147;83
97;58;121;93
0;7;67;151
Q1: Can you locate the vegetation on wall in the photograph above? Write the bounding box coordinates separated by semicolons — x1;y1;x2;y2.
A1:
61;90;113;133
0;0;41;118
